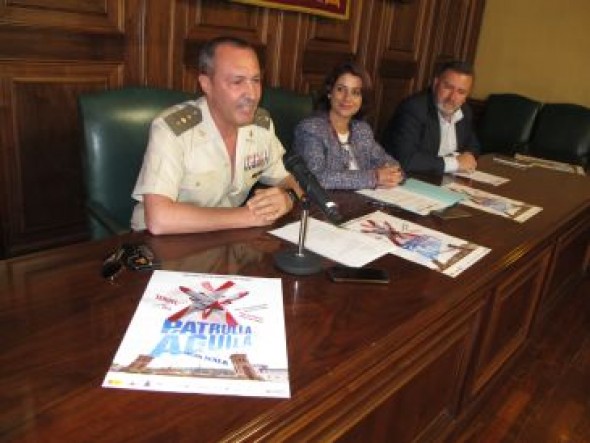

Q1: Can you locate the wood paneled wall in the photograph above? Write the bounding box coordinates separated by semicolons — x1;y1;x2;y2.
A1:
0;0;485;258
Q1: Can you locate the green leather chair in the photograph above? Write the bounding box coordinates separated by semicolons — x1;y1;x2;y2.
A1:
79;86;196;239
79;86;311;239
260;87;314;152
478;93;542;155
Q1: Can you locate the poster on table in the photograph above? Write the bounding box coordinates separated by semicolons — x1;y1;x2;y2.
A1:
103;270;290;398
343;210;491;277
444;182;543;223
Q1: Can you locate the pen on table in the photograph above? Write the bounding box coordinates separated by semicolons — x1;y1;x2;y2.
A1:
368;200;403;212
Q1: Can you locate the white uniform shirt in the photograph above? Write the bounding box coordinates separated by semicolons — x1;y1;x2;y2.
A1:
130;96;289;230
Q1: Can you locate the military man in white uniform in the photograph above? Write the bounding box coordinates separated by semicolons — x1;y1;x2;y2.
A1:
131;97;289;229
130;36;300;235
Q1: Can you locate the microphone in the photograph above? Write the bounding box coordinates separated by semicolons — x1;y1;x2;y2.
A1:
284;153;343;225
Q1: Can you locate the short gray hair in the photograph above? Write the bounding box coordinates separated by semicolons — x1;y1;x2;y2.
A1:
198;36;255;76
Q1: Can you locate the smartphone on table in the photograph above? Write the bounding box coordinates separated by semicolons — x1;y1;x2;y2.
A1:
327;266;390;284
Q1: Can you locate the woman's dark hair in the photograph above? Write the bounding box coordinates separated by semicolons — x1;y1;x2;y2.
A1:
315;61;373;119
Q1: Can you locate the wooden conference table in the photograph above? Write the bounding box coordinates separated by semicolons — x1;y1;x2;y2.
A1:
1;156;588;442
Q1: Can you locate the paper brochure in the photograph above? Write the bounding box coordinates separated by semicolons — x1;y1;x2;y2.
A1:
452;170;509;186
444;182;542;223
343;210;490;277
269;217;393;268
514;154;586;175
103;270;290;398
492;156;533;170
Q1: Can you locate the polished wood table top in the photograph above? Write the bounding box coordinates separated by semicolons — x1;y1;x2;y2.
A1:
1;156;588;442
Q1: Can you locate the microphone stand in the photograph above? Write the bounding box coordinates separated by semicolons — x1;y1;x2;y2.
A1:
274;195;322;275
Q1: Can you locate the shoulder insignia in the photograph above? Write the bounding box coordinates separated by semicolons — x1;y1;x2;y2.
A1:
164;105;202;136
253;107;271;130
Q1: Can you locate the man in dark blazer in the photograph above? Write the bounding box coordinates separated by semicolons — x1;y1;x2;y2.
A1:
382;60;480;175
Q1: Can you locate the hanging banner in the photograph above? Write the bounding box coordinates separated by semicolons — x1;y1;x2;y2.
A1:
232;0;351;20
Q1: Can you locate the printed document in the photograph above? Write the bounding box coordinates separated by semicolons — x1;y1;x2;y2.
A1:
444;182;542;222
103;270;290;398
452;170;509;186
357;178;464;215
269;217;393;268
514;154;586;175
343;210;490;277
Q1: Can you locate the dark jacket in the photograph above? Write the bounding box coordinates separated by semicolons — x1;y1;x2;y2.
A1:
381;89;480;174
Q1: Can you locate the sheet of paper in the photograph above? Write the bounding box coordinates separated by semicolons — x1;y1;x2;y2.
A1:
357;178;463;215
269;217;393;268
444;182;543;223
452;170;509;186
103;270;290;398
343;210;491;277
492;156;533;169
514;153;586;175
402;178;465;204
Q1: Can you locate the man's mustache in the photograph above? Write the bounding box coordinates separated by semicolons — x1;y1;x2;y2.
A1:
238;97;257;108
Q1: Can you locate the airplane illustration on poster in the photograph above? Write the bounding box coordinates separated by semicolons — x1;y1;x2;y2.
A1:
103;271;290;398
167;280;249;326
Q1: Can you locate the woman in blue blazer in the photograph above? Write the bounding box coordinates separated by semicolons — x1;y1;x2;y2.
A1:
293;62;404;190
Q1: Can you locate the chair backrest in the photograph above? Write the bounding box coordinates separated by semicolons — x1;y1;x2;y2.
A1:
260;86;314;152
526;103;590;168
79;86;195;237
478;93;542;155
